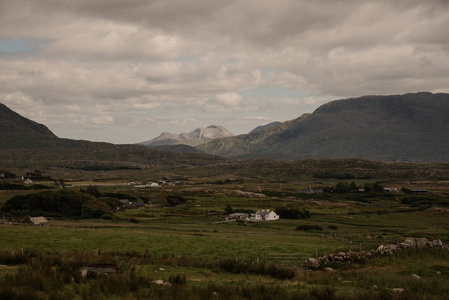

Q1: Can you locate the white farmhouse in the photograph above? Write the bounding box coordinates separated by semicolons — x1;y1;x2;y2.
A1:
254;210;279;221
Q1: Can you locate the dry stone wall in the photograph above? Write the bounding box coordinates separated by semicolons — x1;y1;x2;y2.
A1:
304;237;446;269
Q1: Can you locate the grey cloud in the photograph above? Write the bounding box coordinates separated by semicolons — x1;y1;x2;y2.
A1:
1;0;449;143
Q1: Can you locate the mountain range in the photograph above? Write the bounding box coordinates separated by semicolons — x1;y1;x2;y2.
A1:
139;125;234;147
0;103;223;166
1;92;449;164
197;92;449;162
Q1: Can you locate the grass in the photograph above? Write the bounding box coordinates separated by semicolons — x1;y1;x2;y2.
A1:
2;160;449;298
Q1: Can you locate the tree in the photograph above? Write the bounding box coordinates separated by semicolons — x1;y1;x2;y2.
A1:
83;185;101;198
224;203;233;214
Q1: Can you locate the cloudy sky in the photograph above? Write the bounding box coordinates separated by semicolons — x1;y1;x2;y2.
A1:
1;0;449;144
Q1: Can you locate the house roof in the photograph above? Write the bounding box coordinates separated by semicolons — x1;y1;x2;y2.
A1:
29;216;48;225
256;210;274;216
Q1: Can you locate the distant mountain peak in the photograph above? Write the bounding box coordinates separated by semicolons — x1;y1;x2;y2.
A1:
139;125;234;147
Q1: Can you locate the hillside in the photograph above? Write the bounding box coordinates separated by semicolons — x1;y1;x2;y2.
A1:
0;103;225;167
198;92;449;162
139;125;234;147
249;122;282;133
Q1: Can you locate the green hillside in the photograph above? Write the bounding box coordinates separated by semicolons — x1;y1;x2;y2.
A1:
198;92;449;161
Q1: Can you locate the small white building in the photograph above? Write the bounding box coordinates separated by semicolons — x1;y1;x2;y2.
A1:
24;216;49;226
254;210;279;221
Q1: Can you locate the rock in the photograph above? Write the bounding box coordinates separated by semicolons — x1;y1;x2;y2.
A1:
372;285;378;290
151;280;171;286
412;274;421;280
304;257;320;269
417;238;428;248
436;271;441;275
391;288;405;293
404;237;416;247
385;244;398;251
80;269;88;277
325;267;334;272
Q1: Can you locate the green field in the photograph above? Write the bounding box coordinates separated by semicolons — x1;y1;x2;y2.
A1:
1;161;449;299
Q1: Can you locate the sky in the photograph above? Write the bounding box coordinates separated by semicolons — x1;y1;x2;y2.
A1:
1;0;449;144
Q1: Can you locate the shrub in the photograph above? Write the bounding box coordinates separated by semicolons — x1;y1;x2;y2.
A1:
168;274;186;285
166;195;187;206
296;225;323;231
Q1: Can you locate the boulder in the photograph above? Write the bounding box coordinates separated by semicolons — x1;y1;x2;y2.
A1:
412;274;421;280
417;238;428;248
432;239;443;247
304;257;320;269
404;238;416;247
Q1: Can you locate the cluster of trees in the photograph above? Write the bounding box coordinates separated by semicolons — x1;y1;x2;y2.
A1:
324;182;384;194
275;207;311;220
0;170;16;179
24;170;52;181
1;189;115;219
0;182;51;191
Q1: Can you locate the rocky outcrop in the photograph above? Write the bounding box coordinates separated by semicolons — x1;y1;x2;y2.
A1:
303;237;447;269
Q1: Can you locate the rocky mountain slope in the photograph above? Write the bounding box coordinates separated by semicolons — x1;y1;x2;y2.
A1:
139;125;234;147
197;92;449;162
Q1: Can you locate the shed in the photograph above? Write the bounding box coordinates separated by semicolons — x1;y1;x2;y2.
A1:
23;216;49;226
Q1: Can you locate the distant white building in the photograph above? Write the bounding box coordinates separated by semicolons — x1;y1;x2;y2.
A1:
254;210;279;221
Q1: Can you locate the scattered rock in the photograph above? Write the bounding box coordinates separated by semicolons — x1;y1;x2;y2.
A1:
436;271;441;275
404;237;416;247
391;288;405;293
412;274;421;280
151;280;171;286
372;285;378;290
80;269;87;277
417;238;428;248
304;257;320;269
324;267;334;272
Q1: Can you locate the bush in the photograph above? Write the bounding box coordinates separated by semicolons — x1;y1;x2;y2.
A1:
296;225;323;231
168;274;186;285
166;195;187;206
275;207;311;219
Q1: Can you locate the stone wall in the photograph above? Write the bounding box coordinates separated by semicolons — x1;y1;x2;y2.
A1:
303;237;446;269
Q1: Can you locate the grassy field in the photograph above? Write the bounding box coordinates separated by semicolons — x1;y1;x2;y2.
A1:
1;160;449;299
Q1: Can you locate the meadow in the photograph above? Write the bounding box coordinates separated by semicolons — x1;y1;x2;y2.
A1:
1;160;449;299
